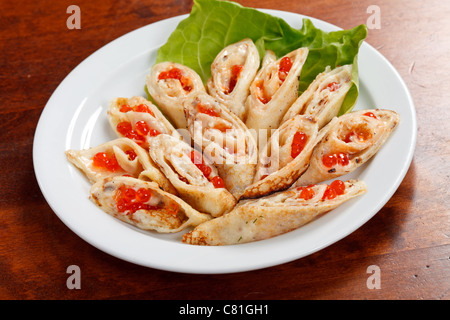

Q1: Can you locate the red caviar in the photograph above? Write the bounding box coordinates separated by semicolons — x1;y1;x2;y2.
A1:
149;129;161;137
116;121;133;136
116;121;160;145
190;150;203;165
322;154;338;167
134;120;150;136
322;180;346;200
135;104;153;115
114;185;164;214
291;131;308;158
189;150;224;188
210;176;225;188
297;185;316;200
336;152;349;166
125;150;137;161
197;103;232;131
278;57;293;82
158;67;193;92
363;112;377;119
119;104;132;113
120;103;155;117
330;179;345;195
322;186;337;200
213;122;232;132
322;152;349;167
226;64;243;94
325;81;340;92
199;164;212;179
92;152;121;172
197;103;220;117
165;201;181;216
256;81;271;104
190;150;212;178
135;188;151;202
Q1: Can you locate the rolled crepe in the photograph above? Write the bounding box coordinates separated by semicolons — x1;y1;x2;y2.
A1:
107;96;180;149
65;138;176;194
183;179;367;245
295;109;400;186
245;48;309;140
146;62;206;129
90;176;210;233
282;65;353;129
206;38;260;120
184;93;258;199
241;115;321;199
147;134;237;217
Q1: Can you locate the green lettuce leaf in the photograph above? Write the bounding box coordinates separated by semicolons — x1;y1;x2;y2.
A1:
155;0;367;115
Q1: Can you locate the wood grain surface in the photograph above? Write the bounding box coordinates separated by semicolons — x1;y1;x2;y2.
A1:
1;0;449;300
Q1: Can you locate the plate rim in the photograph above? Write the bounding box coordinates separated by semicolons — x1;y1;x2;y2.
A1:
33;9;417;274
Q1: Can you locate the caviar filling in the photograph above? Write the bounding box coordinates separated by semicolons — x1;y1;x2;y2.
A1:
278;57;292;82
296;180;346;201
321;152;350;168
189;150;225;188
92;152;122;172
323;81;340;92
119;103;155;116
113;185;180;216
256;56;293;104
193;101;238;157
116;120;161;145
323;112;379;168
224;64;243;94
158;67;193;93
291;131;308;159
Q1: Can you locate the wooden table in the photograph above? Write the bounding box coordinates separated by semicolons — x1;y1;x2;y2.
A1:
1;0;449;300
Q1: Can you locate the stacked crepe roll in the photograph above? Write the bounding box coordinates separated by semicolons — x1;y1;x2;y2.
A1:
183;92;258;199
245;48;309;144
207;38;260;121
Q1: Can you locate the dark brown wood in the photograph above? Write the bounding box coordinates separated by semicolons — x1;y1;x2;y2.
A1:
1;0;449;300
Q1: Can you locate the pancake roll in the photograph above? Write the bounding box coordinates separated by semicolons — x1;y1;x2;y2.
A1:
184;93;258;199
295;109;400;186
146;62;206;129
183;179;367;245
90;176;210;233
65;137;175;194
245;48;309;141
241;115;321;199
147;134;236;217
107;96;181;149
206;38;260;120
282;64;353;129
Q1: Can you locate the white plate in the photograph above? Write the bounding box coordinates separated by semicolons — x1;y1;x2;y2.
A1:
33;10;416;274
